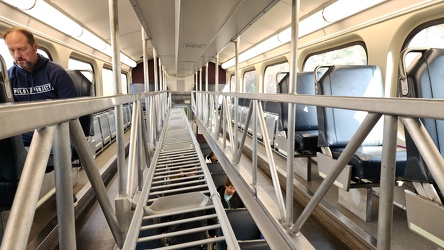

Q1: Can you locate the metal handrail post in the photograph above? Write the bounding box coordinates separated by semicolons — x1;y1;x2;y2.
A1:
377;115;398;250
137;100;145;192
401;117;444;200
69;119;125;248
53;122;76;249
256;101;286;221
234;101;253;164
286;0;300;228
127;100;140;194
1;126;55;250
252;100;258;197
291;113;382;234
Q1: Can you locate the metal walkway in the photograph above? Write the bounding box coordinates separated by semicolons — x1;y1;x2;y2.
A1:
124;108;239;249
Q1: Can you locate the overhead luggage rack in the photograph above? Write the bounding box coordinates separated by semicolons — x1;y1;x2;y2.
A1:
124;108;240;250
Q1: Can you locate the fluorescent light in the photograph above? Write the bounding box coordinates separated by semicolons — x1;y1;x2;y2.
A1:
120;53;137;68
2;0;35;10
299;11;329;37
323;0;385;23
26;0;83;37
2;0;137;68
222;35;283;69
221;0;386;69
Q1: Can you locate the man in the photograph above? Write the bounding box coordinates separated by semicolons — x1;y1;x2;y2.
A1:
4;27;79;204
217;178;244;209
3;27;78;145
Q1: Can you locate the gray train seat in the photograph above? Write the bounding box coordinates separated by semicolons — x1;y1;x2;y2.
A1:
98;113;111;147
92;115;104;155
66;69;95;162
238;239;270;250
316;65;406;221
217;208;264;250
0;56;27;207
106;110;117;141
399;48;444;247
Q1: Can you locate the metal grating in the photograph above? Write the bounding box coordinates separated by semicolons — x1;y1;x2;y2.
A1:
131;108;238;250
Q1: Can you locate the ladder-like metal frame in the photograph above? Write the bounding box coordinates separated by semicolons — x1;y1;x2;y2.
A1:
124;108;239;249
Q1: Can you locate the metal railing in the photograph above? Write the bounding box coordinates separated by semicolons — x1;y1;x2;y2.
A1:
0;89;168;249
192;89;444;249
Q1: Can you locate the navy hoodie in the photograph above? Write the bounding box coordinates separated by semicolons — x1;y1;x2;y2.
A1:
8;53;77;102
8;53;78;145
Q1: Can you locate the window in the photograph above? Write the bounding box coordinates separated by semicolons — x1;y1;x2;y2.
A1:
404;22;444;68
121;73;128;94
230;75;235;92
264;62;289;93
102;68;128;95
68;58;94;83
243;70;256;93
102;68;114;96
303;43;367;72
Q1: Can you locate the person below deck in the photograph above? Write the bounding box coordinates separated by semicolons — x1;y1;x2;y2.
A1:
217;177;244;209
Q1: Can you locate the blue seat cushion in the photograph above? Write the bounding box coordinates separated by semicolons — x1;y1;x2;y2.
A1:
294;130;318;153
331;146;407;182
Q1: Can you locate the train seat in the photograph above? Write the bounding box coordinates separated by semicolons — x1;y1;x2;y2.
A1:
225;208;261;240
211;172;227;188
0;56;27;207
98;113;112;147
316;65;406;221
66;70;94;137
263;101;282;148
238;239;270;250
399;48;444;247
207;163;224;174
92;115;104;155
275;72;318;155
106;110;117;141
217;208;263;249
66;69;95;161
272;72;319;181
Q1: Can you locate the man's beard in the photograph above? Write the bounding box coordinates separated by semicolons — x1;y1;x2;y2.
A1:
15;59;32;69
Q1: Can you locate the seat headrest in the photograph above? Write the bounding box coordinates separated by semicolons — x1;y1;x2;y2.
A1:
66;69;94;98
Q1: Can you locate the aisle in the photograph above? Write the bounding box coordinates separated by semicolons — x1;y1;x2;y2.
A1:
76;173;118;250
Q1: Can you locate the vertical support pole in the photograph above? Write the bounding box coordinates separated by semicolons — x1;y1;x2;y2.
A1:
153;48;159;143
233;38;240;156
142;27;152;146
109;0;131;237
205;62;209;127
199;68;203;120
223;96;227;149
215;53;220;139
252;100;258;197
53;122;76;249
377;115;398;250
285;0;300;228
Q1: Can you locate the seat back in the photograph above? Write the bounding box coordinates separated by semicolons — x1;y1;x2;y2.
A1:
106;110;117;141
92;115;104;153
98;113;111;146
316;65;384;148
278;72;318;131
225;208;261;240
0;55;27;206
66;70;94;136
400;48;444;183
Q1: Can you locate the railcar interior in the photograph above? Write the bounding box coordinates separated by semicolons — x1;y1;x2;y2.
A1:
1;0;444;249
